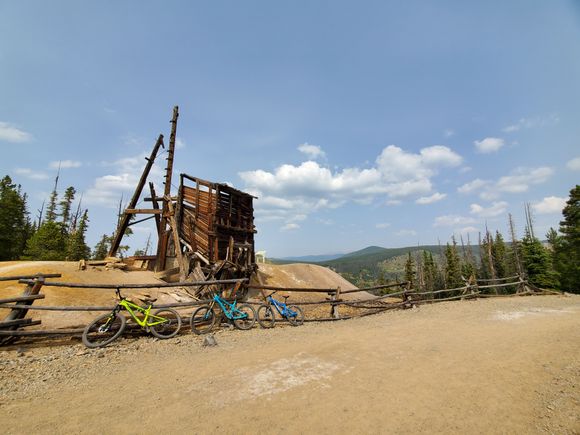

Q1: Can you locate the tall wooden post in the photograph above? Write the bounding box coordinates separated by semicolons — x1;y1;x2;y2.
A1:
155;106;179;272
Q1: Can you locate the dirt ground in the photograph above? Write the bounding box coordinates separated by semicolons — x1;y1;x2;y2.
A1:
1;294;578;434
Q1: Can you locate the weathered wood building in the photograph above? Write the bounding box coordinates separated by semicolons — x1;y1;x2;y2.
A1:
108;107;257;286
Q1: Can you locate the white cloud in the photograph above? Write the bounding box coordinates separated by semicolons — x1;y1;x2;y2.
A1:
49;160;82;169
495;167;553;194
281;223;300;231
298;143;325;159
84;152;164;207
375;222;391;229
469;201;508;218
473;167;554;200
14;167;49;180
457;178;489;194
240;144;462;224
395;229;417;237
416;192;446;204
566;157;580;171
433;214;477;227
474;137;505;153
0;122;32;143
532;196;566;215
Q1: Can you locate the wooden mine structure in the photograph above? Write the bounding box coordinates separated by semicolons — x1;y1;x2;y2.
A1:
107;106;257;286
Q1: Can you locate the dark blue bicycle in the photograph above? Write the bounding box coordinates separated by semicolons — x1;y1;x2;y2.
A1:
190;292;256;334
257;291;304;328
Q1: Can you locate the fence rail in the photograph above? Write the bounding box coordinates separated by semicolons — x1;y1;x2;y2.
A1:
0;272;558;344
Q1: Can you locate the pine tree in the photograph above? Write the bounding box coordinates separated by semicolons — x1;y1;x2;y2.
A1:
23;221;67;260
492;231;507;279
444;240;463;289
0;176;32;260
556;185;580;292
459;235;476;281
45;173;59;223
93;234;112;260
521;228;558;288
66;209;90;260
59;186;76;228
422;251;437;295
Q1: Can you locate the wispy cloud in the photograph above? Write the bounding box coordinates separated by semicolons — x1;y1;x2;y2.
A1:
433;214;477;227
298;143;325;159
281;223;300;231
375;222;391;229
469;201;508;218
14;167;49;180
0;122;33;143
474;137;505;153
461;167;553;200
494;167;553;194
416;192;446;205
502;114;560;133
444;129;455;138
395;229;417;237
457;178;489;194
566;157;580;171
49;160;82;169
532;196;566;215
176;138;186;149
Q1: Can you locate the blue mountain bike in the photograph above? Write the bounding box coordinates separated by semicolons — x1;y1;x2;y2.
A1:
257;291;304;328
190;292;256;334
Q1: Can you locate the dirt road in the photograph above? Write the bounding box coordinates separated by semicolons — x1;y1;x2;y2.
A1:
1;295;579;434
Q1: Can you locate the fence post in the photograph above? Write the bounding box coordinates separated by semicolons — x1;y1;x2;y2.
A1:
0;276;45;345
330;286;341;319
403;281;413;308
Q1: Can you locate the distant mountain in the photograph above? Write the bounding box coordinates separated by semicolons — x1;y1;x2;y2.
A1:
275;253;345;263
338;245;388;259
270;244;481;285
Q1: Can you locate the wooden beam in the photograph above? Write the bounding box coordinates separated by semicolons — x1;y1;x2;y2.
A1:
0;294;45;304
149;182;161;234
124;209;162;215
108;134;164;257
0;273;61;282
0;318;41;328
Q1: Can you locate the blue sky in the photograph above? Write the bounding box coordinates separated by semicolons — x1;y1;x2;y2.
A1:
1;1;579;257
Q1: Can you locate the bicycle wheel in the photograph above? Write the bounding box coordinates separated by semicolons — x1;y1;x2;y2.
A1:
150;308;182;339
233;304;256;330
190;306;216;335
82;312;126;348
286;305;304;326
256;304;275;329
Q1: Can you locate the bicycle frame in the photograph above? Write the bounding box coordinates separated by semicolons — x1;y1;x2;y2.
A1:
267;296;297;319
115;299;168;328
209;294;248;320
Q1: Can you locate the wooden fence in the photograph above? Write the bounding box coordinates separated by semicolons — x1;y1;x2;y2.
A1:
0;272;558;344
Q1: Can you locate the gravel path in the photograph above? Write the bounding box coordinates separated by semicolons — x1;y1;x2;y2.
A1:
1;294;579;434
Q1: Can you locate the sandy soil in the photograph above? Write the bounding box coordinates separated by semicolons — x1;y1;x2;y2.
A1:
1;261;371;328
1;294;578;434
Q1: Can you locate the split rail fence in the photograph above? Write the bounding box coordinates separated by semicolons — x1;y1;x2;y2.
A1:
0;272;558;345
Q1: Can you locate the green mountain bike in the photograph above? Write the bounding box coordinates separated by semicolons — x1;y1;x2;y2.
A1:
82;289;182;348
